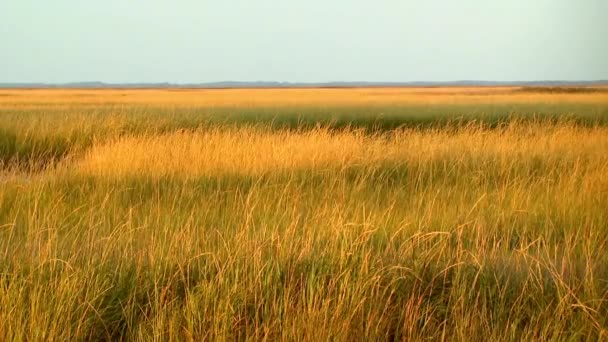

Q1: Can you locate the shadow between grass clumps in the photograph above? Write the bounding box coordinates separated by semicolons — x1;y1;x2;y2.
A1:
0;128;91;172
514;86;608;94
200;104;608;133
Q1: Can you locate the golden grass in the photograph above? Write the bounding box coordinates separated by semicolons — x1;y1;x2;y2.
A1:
1;89;608;339
1;87;608;109
75;123;608;183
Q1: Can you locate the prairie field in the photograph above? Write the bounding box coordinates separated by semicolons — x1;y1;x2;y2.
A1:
1;87;608;340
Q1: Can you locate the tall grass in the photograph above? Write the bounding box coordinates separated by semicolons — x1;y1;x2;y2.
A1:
0;88;607;340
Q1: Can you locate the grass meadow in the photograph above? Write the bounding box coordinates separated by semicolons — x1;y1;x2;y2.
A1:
1;87;608;340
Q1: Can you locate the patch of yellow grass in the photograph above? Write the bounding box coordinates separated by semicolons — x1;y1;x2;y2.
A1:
76;128;388;178
75;124;608;180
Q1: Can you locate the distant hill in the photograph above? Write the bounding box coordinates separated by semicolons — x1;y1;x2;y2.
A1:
1;80;607;89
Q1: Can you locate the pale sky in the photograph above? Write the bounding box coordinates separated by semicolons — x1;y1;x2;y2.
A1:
1;0;606;83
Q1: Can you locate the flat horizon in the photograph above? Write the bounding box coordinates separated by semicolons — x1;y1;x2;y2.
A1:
2;79;608;88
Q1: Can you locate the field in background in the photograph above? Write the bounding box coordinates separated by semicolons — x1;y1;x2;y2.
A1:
1;88;607;340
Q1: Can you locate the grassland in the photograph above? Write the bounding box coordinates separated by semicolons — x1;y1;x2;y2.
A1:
1;87;607;340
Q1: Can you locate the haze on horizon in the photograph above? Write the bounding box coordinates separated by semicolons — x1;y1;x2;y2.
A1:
1;0;607;84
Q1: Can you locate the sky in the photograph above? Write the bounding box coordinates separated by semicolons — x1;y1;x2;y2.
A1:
1;0;607;83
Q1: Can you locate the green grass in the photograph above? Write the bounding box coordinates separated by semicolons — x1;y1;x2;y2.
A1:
1;95;608;340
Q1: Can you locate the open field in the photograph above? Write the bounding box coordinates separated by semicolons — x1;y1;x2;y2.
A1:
1;87;608;340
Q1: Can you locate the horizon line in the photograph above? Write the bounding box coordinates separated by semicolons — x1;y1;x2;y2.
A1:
1;80;607;89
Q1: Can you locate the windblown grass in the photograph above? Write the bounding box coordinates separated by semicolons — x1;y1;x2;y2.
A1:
0;88;607;340
75;122;607;180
